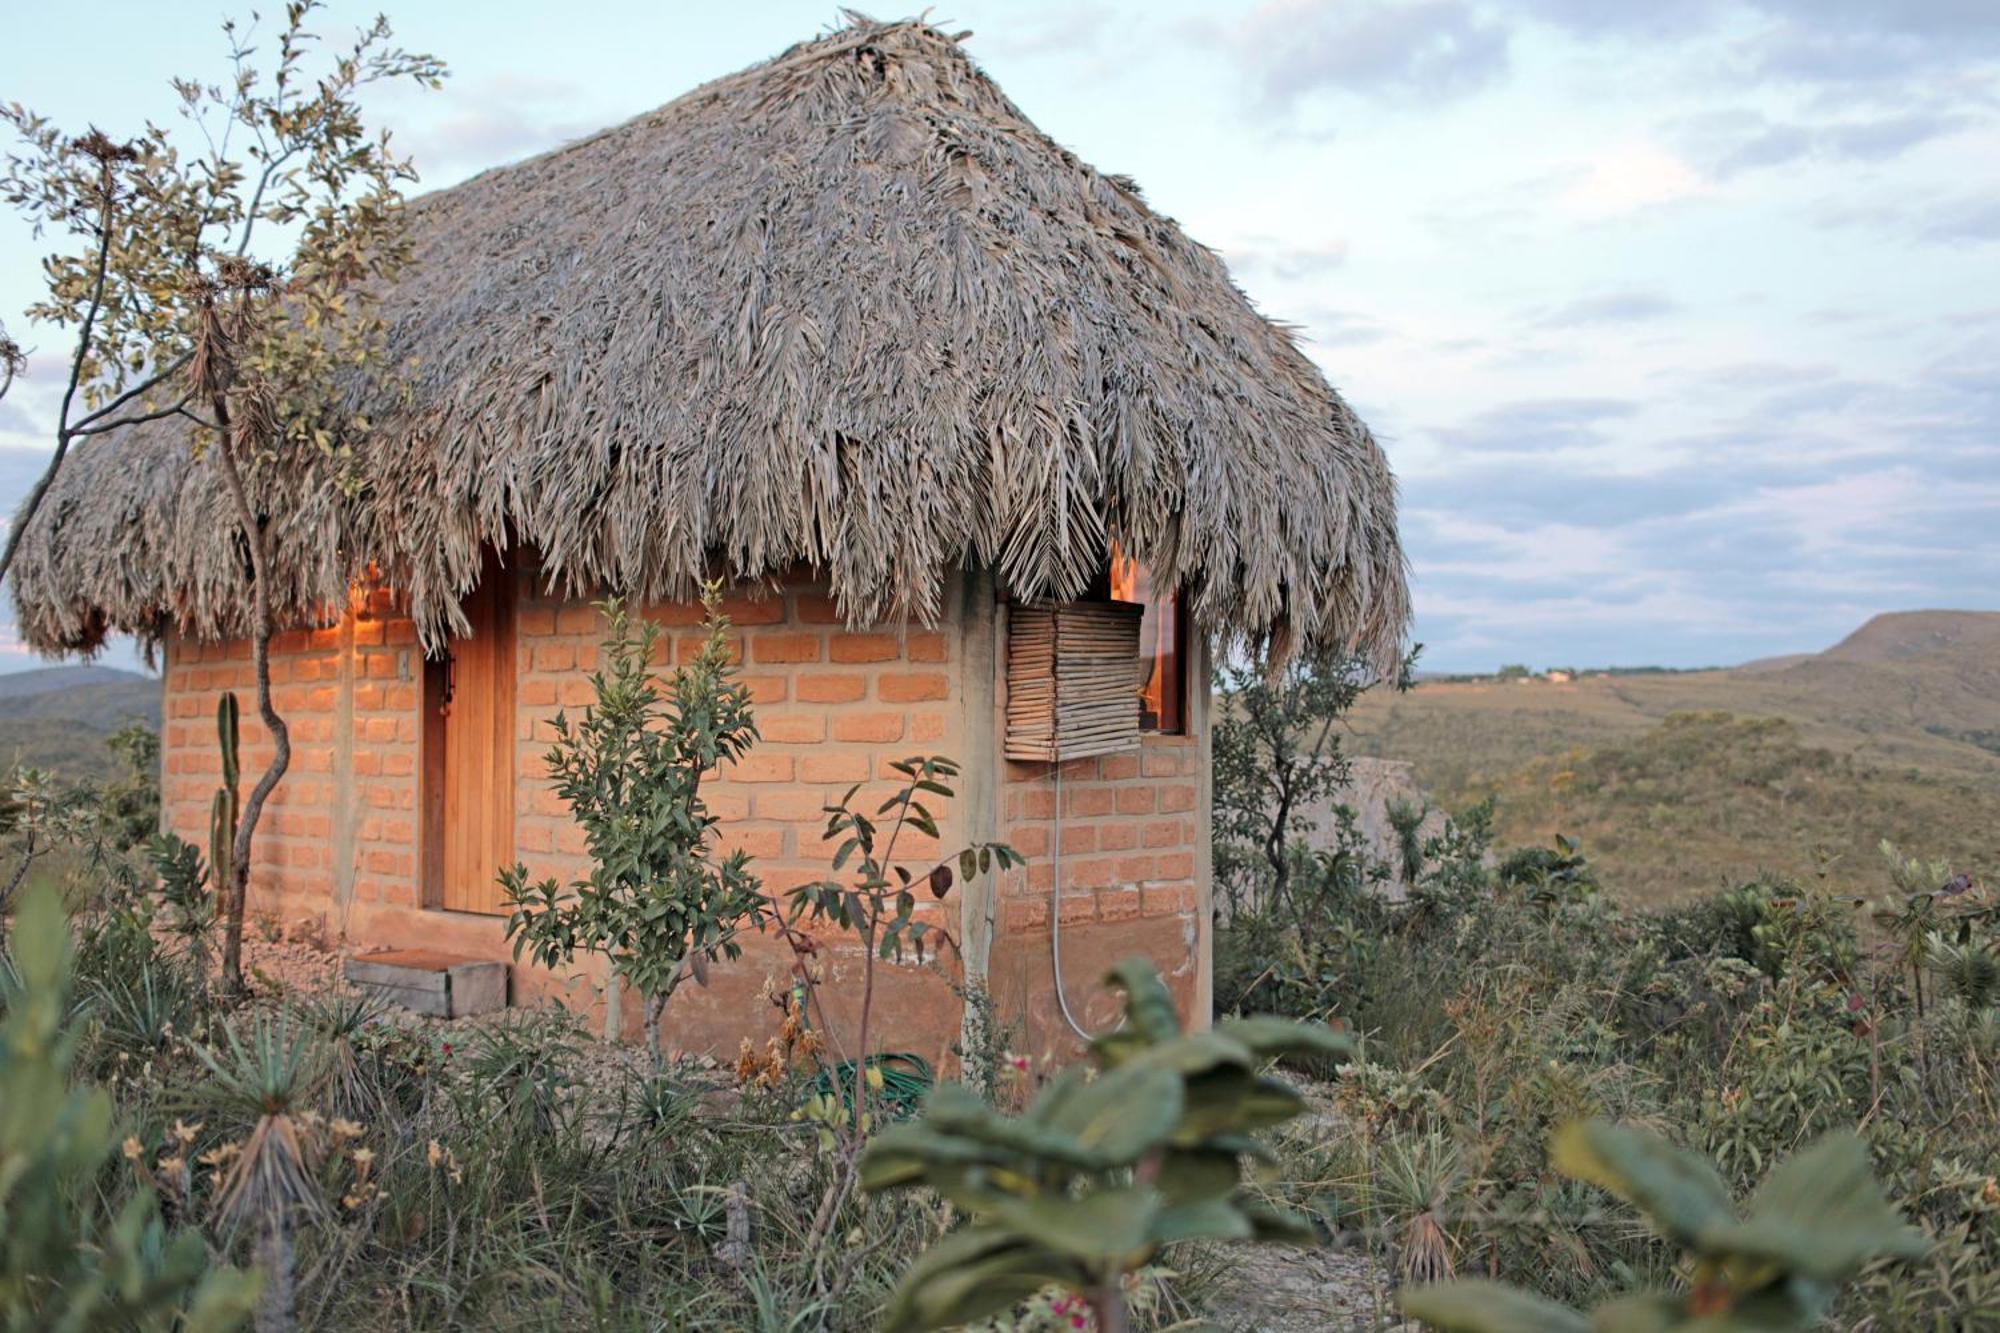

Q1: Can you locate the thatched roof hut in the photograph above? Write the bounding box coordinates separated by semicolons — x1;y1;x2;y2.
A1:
9;16;1408;669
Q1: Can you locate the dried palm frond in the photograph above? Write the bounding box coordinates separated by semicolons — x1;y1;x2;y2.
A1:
10;16;1408;671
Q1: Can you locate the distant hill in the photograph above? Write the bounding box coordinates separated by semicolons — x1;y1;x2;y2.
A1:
1347;611;2000;903
0;664;159;780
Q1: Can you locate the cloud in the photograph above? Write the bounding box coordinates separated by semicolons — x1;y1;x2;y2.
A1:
1673;107;1974;180
1433;398;1641;457
1222;235;1350;282
973;7;1116;59
399;74;615;182
1921;195;2000;245
1223;0;1510;111
1533;291;1679;328
1556;145;1708;218
1293;306;1392;348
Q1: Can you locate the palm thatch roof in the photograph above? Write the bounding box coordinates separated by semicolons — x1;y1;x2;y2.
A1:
10;16;1409;671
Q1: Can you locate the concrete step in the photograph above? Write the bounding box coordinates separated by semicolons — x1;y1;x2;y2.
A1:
346;949;508;1018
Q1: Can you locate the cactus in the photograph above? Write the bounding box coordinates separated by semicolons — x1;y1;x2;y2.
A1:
210;691;240;892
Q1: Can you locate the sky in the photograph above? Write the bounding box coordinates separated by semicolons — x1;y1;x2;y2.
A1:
2;0;1996;674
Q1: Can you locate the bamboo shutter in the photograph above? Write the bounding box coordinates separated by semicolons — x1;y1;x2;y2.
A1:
1004;601;1146;762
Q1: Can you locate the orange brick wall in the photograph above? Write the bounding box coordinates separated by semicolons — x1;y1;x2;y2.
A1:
985;733;1208;1058
158;567;1211;1066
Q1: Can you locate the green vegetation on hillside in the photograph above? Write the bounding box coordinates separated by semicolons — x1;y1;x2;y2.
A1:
1348;611;2000;903
0;666;159;781
1471;711;2000;905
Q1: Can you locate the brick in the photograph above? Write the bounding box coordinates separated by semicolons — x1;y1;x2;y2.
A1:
515;607;557;636
1002;899;1049;931
678;634;743;664
640;600;707;626
877;672;948;703
755;791;830;826
797;673;867;703
1142;884;1196;915
1115;786;1156;816
718;827;785;858
1115;854;1158;883
1155;851;1195;879
753;633;822;664
799;752;869;784
1099;754;1140;780
1159;784;1197;813
1097;888;1144;922
1057;890;1097;924
911;711;947;742
832;711;904;744
1064;786;1114;818
1009;825;1049;857
1059;824;1097;855
828;633;898;663
520;678;557;706
532;642;576;673
794;593;843;624
759;714;826;744
740;674;789;704
1142;749;1186;778
556;604;602;634
720;594;785;625
905;631;948;663
1142;819;1184;849
1097;822;1138;852
720;753;794;783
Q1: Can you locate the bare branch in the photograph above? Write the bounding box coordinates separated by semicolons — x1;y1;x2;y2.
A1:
67;353;191;433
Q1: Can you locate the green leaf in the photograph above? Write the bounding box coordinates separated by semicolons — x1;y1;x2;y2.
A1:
1709;1132;1930;1279
1150;1197;1252;1245
1400;1281;1593;1333
880;1227;1074;1333
1214;1015;1356;1063
1155;1147;1243;1204
1549;1121;1733;1249
1105;958;1185;1043
1042;1063;1184;1164
985;1187;1160;1262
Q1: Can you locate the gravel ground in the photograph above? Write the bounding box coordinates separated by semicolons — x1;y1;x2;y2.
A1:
1200;1240;1397;1331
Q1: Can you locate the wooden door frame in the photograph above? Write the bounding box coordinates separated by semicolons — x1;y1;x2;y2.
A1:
419;553;518;914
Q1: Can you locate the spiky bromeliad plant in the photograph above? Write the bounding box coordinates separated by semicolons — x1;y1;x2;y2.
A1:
862;958;1354;1333
1403;1120;1929;1332
197;1009;330;1333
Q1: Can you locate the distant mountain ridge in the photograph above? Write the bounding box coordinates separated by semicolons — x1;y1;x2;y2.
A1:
1346;609;2000;902
0;663;159;779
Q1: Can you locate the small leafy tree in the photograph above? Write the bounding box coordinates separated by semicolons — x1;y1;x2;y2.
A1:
502;589;768;1057
864;958;1354;1333
1213;647;1404;912
0;884;259;1330
2;3;445;993
1403;1120;1928;1332
779;754;1022;1302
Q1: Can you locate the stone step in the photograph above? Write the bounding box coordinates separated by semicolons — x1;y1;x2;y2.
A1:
346;949;508;1018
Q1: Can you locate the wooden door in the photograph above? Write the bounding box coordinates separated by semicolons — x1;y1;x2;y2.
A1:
422;557;516;914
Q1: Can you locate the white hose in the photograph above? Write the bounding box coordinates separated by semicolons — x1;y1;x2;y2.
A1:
1049;762;1121;1042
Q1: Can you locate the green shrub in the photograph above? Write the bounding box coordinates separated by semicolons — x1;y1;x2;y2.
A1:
0;884;257;1329
1404;1120;1927;1331
862;958;1352;1332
